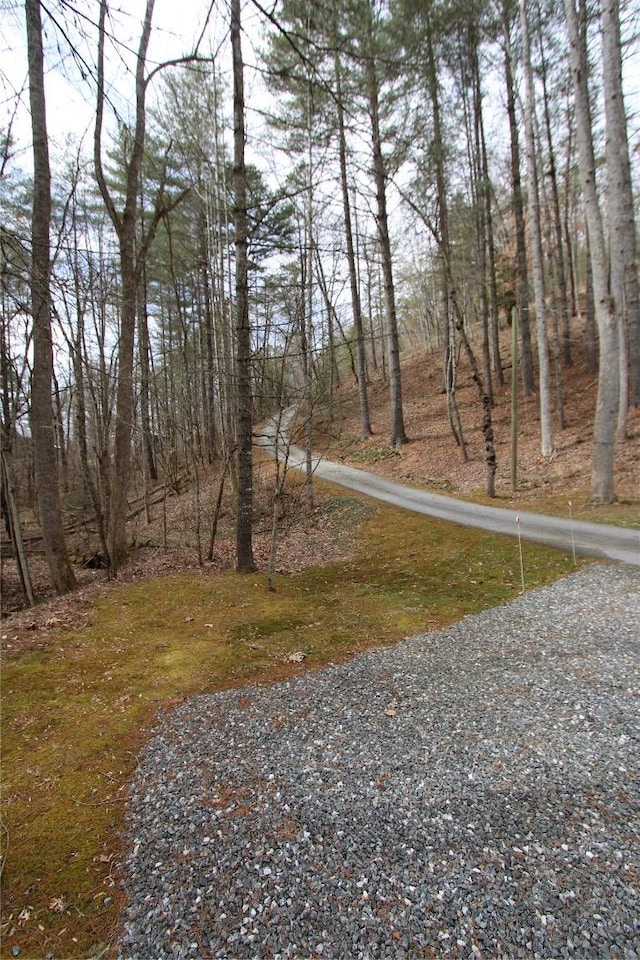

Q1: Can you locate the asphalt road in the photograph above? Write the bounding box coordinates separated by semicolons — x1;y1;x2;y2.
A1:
256;418;640;567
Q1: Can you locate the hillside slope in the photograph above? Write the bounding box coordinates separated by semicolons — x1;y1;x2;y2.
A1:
310;337;639;518
3;332;637;618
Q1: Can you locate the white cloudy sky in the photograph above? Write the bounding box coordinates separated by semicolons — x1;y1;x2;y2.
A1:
0;0;269;172
1;1;638;183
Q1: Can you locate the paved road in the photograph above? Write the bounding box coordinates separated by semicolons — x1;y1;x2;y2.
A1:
256;418;640;566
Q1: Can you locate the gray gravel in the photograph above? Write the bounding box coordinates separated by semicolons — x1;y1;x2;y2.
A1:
117;563;640;960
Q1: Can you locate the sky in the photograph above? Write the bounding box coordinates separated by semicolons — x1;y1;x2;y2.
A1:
0;0;270;174
1;1;638;192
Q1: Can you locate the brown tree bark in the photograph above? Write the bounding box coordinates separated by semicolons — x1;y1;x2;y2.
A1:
535;1;572;369
565;0;619;502
365;51;407;450
602;0;640;420
1;443;35;607
502;1;536;396
25;0;77;595
424;28;468;460
94;0;186;572
335;54;372;439
94;0;155;573
232;0;256;573
520;0;554;458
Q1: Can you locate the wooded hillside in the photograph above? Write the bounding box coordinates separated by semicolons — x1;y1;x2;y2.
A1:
1;0;638;607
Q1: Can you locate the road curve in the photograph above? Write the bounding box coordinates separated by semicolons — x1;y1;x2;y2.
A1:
256;420;640;567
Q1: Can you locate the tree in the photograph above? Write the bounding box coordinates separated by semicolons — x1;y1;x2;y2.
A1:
564;0;619;502
1;277;35;605
602;0;640;428
394;0;501;492
358;0;407;449
414;6;469;458
520;0;554;459
25;0;77;595
335;53;372;438
232;0;256;573
1;145;35;605
453;8;498;403
501;0;536;396
534;0;572;371
94;0;188;573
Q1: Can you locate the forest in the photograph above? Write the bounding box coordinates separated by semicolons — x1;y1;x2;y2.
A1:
1;0;639;608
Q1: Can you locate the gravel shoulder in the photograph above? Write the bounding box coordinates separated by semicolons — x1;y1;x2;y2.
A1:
117;564;640;960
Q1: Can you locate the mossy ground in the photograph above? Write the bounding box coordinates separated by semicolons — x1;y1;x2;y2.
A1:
2;480;583;959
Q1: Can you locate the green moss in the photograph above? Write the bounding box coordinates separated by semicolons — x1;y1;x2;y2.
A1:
1;485;581;959
230;615;308;640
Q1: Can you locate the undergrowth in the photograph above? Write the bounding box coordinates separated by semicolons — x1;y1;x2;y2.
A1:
1;482;583;959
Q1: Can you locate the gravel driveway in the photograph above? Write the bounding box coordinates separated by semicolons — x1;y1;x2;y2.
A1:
117;563;640;960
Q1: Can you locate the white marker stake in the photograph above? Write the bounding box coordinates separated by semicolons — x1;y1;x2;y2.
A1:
568;500;577;565
516;515;525;592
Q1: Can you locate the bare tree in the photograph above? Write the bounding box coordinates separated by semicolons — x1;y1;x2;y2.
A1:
602;0;640;430
564;0;619;502
335;53;372;439
502;0;536;397
362;5;407;450
520;0;554;459
232;0;256;573
25;0;77;594
94;0;188;573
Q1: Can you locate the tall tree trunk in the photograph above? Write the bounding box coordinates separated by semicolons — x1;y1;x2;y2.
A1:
1;443;35;606
454;296;497;497
25;0;77;595
520;0;554;458
211;88;236;467
503;3;536;396
138;269;157;484
335;54;372;438
563;119;579;321
425;29;468;458
365;53;407;450
314;249;345;407
72;289;109;560
136;188;157;486
94;0;155;574
198;208;217;462
464;29;493;406
584;233;598;373
304;67;315;508
536;0;572;369
602;0;640;419
565;0;619;502
480;114;503;387
1;312;35;605
232;0;256;572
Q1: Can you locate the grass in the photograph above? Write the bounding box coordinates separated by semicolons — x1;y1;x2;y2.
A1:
1;483;585;959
